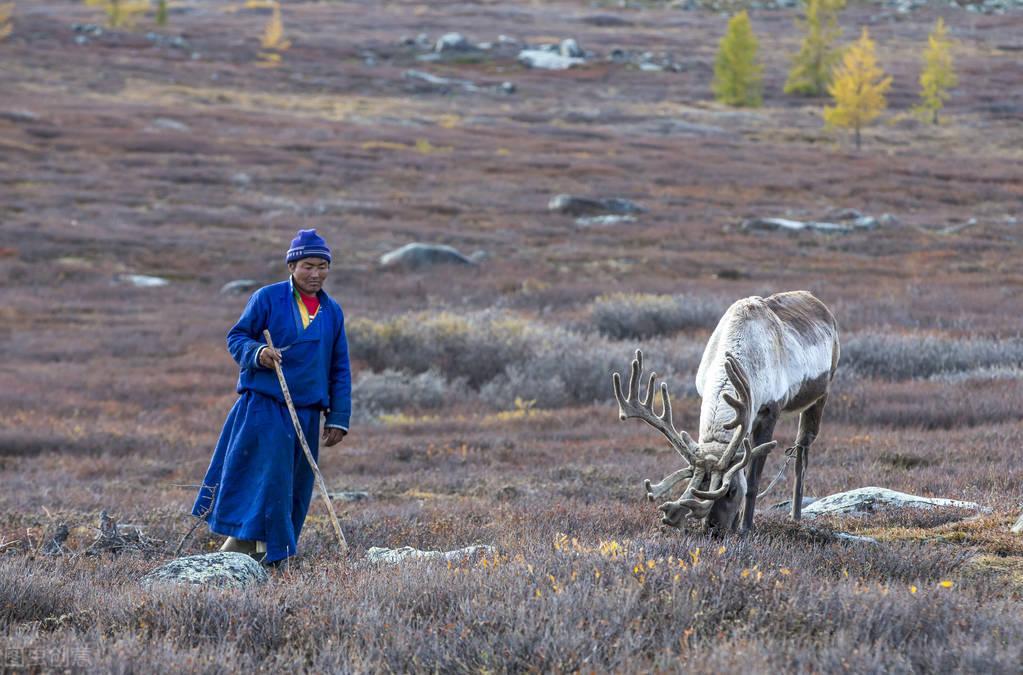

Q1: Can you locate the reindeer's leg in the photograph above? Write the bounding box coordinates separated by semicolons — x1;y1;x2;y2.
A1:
741;405;779;532
791;395;827;522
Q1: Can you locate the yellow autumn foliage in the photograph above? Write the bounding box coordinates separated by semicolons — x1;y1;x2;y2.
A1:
0;3;13;42
85;0;149;28
823;27;892;150
915;18;957;124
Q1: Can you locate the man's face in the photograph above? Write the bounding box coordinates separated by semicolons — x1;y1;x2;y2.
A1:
290;257;329;295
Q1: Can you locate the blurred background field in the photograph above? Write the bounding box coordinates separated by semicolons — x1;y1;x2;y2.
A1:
1;0;1022;671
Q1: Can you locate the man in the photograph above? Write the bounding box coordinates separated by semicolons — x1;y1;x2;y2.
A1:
192;228;351;565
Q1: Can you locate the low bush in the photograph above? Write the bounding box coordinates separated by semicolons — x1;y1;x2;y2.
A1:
842;333;1023;380
590;293;727;340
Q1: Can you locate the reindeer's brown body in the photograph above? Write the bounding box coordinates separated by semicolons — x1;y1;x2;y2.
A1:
614;291;840;531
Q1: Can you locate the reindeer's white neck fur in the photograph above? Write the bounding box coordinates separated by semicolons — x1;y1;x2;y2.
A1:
695;292;838;444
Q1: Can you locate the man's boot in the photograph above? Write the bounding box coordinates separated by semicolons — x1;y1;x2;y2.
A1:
219;536;257;555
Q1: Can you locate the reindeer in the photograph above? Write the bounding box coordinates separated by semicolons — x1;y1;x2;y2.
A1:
612;290;840;532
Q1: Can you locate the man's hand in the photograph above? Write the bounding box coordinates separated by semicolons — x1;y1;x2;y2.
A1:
323;427;346;447
258;347;283;369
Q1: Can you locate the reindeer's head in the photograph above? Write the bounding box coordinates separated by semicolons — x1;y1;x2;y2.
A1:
612;350;776;532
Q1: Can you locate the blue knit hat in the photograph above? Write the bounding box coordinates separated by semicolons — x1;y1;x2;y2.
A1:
286;229;332;264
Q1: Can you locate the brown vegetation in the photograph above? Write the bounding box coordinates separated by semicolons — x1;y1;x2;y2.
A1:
1;0;1022;671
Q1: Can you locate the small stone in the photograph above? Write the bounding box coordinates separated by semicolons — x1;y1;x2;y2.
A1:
150;117;190;132
1012;510;1023;534
575;214;637;227
329;490;370;502
119;274;169;288
548;194;644;216
499;81;516;95
435;32;471;53
518;49;585;70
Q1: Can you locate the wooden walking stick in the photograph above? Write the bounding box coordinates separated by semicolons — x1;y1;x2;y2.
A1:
263;330;349;553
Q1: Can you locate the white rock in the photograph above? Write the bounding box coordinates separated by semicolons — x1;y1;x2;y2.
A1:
365;545;496;565
140;552;269;589
518;49;585;70
1012;510;1023;534
575;214;637;227
833;532;879;544
435;33;471;53
741;217;852;234
119;274;169;288
559;38;584;58
149;117;190;132
802;487;985;519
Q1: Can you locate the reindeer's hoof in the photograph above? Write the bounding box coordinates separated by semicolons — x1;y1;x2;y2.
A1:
643;479;654;502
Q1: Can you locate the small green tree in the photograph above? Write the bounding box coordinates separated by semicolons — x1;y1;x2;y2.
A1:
823;27;892;150
915;17;957;124
713;11;763;108
784;0;845;96
156;0;168;27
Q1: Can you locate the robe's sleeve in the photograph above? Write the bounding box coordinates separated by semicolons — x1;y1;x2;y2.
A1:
227;290;269;371
325;308;352;430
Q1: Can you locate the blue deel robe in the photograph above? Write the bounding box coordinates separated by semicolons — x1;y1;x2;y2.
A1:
192;278;352;563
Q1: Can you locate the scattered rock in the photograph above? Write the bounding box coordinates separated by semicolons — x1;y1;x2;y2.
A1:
329;490;370;502
379;243;476;270
140;552;269;589
71;23;103;37
1012;510;1023;534
149;117;190;132
0;109;39;123
548;194;644;217
575;214;637;228
833;531;878;544
119;274;169;288
741;217;854;234
219;279;260;295
801;487;986;519
560;38;584;58
365;544;495;565
518;49;584;70
231;172;252;187
435;32;472;53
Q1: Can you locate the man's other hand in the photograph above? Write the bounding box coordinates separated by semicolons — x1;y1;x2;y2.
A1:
259;347;283;369
323;427;347;447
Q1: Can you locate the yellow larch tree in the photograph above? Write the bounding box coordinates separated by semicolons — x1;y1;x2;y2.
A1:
915;17;957;124
0;3;13;42
258;0;291;66
784;0;845;96
713;11;763;108
84;0;149;29
823;27;892;150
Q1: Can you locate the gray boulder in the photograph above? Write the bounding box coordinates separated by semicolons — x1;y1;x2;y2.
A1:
365;545;495;565
548;194;644;216
379;243;475;270
435;33;471;53
219;279;260;295
802;487;985;519
140;552;269;589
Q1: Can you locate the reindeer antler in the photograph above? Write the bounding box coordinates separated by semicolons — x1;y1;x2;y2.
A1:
612;349;700;467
